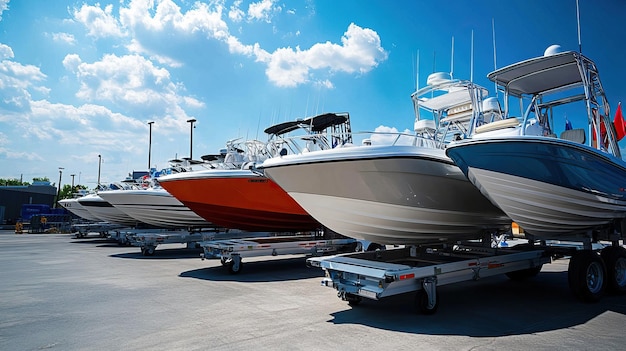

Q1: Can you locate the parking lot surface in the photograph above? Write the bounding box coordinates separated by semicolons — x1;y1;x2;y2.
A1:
1;230;626;350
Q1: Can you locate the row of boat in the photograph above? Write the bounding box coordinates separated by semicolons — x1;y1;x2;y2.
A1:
61;45;626;253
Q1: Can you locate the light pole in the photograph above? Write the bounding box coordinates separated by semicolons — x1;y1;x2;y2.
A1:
148;121;154;170
97;154;102;188
187;118;197;160
56;167;64;207
70;174;75;192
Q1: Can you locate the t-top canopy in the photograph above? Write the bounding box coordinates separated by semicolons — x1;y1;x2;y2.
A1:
413;80;488;112
263;112;349;135
487;51;586;97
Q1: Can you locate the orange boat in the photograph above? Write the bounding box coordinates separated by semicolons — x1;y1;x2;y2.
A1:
158;169;320;232
159;112;353;232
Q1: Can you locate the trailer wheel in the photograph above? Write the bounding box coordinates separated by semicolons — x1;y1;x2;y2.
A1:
568;251;606;302
345;293;362;306
220;257;228;266
600;246;626;294
505;265;542;281
228;256;242;274
366;243;385;251
415;290;439;315
142;247;155;256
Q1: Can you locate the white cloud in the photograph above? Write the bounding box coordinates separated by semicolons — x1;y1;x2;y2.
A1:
73;3;126;38
0;42;13;59
260;23;388;87
0;47;48;113
315;79;334;89
369;125;414;145
229;0;244;22
120;0;229;39
62;52;202;133
0;0;8;21
248;0;281;23
51;32;76;45
126;39;183;68
72;1;387;90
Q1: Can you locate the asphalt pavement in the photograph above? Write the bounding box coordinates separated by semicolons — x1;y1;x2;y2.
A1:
1;230;626;350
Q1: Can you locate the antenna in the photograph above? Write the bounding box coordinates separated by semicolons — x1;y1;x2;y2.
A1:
492;18;498;97
576;0;582;53
450;36;454;79
470;30;474;82
416;49;420;90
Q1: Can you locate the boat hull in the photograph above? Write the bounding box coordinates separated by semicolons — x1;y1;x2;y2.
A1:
77;194;138;227
97;189;213;228
158;170;320;232
58;198;101;222
446;137;626;238
262;145;510;244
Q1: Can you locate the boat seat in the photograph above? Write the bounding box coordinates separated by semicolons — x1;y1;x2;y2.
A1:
474;117;520;134
560;128;586;144
414;119;436;133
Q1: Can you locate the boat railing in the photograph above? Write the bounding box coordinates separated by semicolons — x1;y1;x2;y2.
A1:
340;130;440;149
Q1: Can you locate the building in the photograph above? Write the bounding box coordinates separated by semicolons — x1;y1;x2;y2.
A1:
0;181;57;225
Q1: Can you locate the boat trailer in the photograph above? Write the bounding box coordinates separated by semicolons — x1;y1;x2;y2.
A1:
200;234;359;274
307;240;624;314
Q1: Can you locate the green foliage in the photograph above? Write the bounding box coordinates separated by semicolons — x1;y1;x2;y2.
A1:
58;184;88;200
0;178;25;186
1;176;55;186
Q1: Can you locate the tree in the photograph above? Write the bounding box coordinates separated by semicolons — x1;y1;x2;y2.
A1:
0;177;52;186
0;178;24;186
58;184;88;200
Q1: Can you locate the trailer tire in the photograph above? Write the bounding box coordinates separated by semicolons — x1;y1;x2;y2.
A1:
228;260;242;274
366;243;385;251
142;247;155;256
505;265;542;281
568;251;606;302
415;290;439;315
345;293;362;306
600;246;626;294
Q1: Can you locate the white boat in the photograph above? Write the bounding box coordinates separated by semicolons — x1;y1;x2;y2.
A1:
261;77;511;245
97;187;213;229
77;192;139;227
445;47;626;241
58;197;102;222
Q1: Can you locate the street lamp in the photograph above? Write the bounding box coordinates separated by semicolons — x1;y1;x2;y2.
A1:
187;118;197;160
97;154;102;188
70;174;76;192
56;167;64;207
148;121;154;170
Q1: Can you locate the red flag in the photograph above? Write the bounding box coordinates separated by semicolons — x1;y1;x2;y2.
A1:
614;102;626;141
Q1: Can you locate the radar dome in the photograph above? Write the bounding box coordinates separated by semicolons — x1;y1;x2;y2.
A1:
482;97;500;112
544;45;563;56
426;72;452;86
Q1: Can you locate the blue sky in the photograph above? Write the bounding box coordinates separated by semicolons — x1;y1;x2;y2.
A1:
1;0;625;187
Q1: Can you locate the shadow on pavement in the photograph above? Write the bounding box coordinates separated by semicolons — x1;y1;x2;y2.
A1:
109;247;204;259
179;256;324;282
327;270;626;336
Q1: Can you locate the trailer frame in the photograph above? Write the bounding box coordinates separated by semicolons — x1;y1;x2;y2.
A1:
200;234;359;274
305;241;603;314
127;228;225;256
